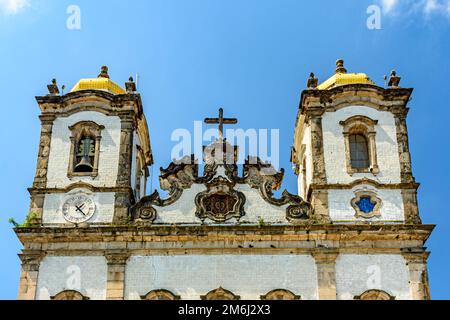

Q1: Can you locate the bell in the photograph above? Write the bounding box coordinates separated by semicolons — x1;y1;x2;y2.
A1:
74;156;94;173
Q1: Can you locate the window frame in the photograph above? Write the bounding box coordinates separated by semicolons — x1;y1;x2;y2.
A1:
340;115;379;176
50;290;90;300
260;289;301;300
140;289;180;300
354;289;395;300
67;121;105;178
349;134;370;169
350;190;382;219
200;287;240;300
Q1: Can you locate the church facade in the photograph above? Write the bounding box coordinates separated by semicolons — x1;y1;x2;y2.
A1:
15;61;434;300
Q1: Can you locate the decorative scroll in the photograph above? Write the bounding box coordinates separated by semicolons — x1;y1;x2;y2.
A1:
131;154;311;224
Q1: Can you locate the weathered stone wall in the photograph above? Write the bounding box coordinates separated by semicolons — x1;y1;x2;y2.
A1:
36;256;107;300
335;254;410;300
46;111;121;188
130;132;137;198
125;254;318;300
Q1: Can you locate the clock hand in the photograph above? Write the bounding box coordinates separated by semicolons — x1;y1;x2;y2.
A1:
75;204;86;216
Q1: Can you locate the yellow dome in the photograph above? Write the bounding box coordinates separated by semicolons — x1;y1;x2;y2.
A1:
70;66;125;95
317;59;375;90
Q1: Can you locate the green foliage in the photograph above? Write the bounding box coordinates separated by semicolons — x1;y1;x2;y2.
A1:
8;218;20;228
257;216;266;227
19;211;40;228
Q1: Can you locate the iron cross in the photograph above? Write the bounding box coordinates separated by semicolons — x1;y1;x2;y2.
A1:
204;108;238;141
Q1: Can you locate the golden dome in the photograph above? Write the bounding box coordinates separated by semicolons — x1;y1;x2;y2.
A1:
70;66;126;95
317;59;375;90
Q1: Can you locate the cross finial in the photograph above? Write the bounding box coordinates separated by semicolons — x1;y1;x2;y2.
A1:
204;108;238;141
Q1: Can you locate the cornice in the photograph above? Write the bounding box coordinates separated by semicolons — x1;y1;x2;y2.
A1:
14;224;435;245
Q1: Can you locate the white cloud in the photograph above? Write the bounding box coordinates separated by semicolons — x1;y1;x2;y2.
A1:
0;0;30;15
379;0;450;18
424;0;439;14
382;0;399;13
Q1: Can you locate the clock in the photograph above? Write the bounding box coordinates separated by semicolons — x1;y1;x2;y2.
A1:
62;194;96;223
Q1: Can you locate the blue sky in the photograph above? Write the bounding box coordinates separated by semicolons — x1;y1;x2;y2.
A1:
0;0;449;299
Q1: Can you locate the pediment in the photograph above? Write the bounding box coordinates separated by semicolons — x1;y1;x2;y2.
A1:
131;155;311;224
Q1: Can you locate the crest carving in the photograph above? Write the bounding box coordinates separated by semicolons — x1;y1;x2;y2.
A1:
195;177;246;223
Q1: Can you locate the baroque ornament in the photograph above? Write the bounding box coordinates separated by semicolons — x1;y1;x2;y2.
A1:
351;190;382;219
195;176;246;223
131;152;311;224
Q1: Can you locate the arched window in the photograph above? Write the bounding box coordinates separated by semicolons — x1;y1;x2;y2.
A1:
50;290;89;300
260;289;301;300
68;121;104;178
200;287;240;300
349;134;370;169
354;289;395;300
340;116;379;175
141;289;180;300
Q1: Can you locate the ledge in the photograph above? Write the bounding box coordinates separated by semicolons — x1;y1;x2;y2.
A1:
14;224;435;245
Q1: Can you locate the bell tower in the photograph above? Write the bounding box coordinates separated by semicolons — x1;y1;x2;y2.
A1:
27;66;153;227
292;60;421;224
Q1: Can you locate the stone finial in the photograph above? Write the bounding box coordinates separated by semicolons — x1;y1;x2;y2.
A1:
47;78;60;95
98;65;110;78
307;72;318;89
387;69;401;88
335;59;347;74
125;76;136;92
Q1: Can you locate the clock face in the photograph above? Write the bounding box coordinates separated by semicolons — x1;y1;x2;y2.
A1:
62;194;96;223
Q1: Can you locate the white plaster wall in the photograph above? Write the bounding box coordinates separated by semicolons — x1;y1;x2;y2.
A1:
322;106;401;184
236;185;288;224
46;111;121;188
328;185;404;223
42;188;115;224
36;256;107;300
298;125;312;199
335;254;410;300
154;184;206;224
154;184;289;224
139;171;146;199
125;255;318;300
